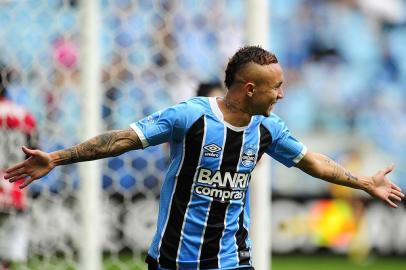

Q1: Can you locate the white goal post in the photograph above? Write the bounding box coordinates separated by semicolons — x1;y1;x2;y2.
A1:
0;1;270;269
79;0;102;269
246;1;272;270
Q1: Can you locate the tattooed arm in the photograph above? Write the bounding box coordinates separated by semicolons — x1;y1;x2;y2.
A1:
51;128;142;165
296;151;366;189
296;151;404;208
4;128;142;188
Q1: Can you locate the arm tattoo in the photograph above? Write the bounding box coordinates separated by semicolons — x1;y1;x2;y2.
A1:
54;128;142;165
344;172;358;182
70;148;79;163
323;157;359;182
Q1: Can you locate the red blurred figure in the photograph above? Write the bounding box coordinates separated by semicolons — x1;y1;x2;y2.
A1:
0;62;37;269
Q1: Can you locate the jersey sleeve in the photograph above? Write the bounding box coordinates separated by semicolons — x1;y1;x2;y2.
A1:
130;101;191;148
263;114;307;167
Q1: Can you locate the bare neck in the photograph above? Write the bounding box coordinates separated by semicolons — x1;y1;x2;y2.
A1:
217;95;252;127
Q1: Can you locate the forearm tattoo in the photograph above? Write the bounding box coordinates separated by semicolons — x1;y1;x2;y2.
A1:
70;148;79;163
323;157;359;183
54;129;141;165
344;171;358;182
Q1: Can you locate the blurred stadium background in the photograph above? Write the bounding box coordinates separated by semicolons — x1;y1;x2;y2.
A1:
1;0;406;269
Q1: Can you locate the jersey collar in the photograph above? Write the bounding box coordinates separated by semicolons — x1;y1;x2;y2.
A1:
208;97;254;132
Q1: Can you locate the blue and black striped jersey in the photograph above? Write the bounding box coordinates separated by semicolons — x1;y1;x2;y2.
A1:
130;97;306;270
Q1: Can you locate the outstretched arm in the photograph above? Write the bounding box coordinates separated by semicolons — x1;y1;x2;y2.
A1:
4;128;142;188
296;151;404;208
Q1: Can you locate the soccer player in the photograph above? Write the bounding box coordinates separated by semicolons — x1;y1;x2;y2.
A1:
0;62;37;270
3;46;404;270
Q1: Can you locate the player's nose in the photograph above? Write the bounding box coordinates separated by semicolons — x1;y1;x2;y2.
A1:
277;87;284;99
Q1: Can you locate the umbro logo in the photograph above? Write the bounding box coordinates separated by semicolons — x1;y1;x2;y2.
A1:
203;143;222;158
204;144;221;153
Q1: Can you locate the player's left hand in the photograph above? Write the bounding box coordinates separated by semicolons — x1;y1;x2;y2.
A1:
366;164;404;208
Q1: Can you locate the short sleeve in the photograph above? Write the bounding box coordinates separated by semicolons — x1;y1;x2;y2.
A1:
130;103;189;148
130;99;206;148
263;114;307;167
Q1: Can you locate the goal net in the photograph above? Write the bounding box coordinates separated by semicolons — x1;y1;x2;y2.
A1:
0;0;244;269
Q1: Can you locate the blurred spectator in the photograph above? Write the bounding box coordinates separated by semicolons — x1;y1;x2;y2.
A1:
272;0;406;190
195;81;225;97
0;62;37;269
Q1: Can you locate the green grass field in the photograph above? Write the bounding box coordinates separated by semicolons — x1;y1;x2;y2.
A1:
272;255;406;270
13;254;406;269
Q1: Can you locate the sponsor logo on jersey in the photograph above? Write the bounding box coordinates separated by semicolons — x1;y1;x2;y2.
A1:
203;143;222;158
194;168;250;201
241;146;257;168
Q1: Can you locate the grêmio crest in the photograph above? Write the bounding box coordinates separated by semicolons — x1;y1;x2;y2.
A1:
241;145;257;168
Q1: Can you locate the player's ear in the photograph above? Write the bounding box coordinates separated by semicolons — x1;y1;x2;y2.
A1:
245;82;255;97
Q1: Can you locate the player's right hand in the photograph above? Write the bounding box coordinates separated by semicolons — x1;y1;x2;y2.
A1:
3;146;54;189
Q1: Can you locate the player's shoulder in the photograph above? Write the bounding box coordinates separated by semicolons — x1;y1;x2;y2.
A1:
259;112;285;126
257;112;288;136
182;96;210;107
175;96;210;113
156;97;209;127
